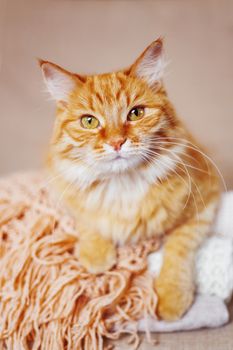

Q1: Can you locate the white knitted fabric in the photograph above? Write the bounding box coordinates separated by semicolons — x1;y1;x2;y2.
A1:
138;191;233;332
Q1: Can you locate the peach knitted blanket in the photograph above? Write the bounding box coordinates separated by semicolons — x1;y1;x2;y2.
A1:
0;172;160;349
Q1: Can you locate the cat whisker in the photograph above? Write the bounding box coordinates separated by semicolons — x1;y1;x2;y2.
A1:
140;147;191;193
139;150;194;212
138;152;168;186
140;143;207;220
143;137;227;192
159;146;207;212
139;146;195;213
141;140;211;178
157;146;206;216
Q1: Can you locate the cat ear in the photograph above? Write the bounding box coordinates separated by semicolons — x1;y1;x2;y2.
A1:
39;60;78;102
130;38;165;88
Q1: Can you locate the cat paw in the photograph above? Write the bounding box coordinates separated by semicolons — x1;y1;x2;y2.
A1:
155;275;194;321
78;234;117;274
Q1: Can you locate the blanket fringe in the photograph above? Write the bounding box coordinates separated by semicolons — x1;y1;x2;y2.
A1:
0;172;160;349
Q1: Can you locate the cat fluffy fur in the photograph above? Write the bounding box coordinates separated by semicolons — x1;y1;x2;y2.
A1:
40;39;220;321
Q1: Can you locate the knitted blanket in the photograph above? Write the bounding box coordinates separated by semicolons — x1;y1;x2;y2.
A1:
0;172;232;349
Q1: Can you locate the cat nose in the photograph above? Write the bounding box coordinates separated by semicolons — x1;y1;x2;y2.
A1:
109;138;126;152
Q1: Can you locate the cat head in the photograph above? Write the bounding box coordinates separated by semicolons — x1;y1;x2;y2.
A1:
40;39;180;182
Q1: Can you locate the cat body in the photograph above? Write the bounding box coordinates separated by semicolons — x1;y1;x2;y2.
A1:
40;39;220;321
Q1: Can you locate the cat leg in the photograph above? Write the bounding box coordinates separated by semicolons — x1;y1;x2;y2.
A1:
155;199;219;321
78;231;117;274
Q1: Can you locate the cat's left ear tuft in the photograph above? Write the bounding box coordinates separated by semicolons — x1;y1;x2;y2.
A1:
39;59;77;102
130;38;165;88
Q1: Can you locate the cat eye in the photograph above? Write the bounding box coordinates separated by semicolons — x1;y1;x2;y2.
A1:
81;115;100;129
127;106;145;121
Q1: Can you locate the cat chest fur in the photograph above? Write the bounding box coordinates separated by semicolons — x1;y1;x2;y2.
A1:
65;174;169;245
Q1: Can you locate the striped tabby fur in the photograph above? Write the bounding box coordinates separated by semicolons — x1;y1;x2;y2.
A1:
40;39;220;320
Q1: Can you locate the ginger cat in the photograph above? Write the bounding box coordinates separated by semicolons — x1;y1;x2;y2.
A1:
40;39;220;321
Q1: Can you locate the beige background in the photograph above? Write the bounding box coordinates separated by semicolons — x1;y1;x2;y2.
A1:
0;1;233;348
0;0;232;188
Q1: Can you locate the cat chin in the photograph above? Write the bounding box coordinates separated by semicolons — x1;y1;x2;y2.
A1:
100;157;141;174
